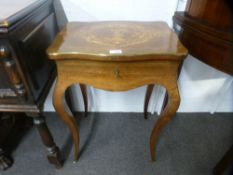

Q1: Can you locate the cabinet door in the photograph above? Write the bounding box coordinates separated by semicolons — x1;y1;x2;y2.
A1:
17;13;58;102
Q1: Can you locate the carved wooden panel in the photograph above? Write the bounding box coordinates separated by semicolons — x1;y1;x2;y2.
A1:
18;13;57;100
0;0;64;112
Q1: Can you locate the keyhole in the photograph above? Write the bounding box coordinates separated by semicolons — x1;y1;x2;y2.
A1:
114;67;121;79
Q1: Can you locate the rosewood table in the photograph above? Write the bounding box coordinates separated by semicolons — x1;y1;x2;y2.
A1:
47;21;188;161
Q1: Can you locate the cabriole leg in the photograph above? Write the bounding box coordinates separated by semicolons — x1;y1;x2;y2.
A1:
53;80;80;162
150;84;180;161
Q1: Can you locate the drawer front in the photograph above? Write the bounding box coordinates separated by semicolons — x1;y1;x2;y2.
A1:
56;60;181;92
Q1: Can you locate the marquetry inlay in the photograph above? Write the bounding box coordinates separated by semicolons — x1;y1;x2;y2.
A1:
47;21;187;60
80;23;159;48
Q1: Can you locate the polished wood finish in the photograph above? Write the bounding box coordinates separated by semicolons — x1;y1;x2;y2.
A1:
48;22;187;60
173;0;233;75
184;0;233;30
0;0;68;168
48;21;187;161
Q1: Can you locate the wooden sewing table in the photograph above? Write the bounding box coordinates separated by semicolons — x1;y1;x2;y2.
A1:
47;21;187;161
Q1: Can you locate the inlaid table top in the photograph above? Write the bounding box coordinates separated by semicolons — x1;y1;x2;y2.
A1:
47;21;187;61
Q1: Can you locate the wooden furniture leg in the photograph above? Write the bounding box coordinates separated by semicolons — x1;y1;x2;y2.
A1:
80;84;88;117
150;84;180;161
33;115;62;168
162;92;169;111
144;85;169;119
53;80;80;161
213;145;233;175
0;148;12;171
144;84;155;119
0;113;14;171
65;85;88;117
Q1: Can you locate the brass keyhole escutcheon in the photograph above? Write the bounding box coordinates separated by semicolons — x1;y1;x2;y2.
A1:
114;67;121;79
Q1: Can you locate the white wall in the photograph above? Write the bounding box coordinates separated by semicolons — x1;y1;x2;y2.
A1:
44;0;233;113
178;56;233;113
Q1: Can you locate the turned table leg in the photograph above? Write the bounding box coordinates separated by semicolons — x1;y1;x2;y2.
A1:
150;84;180;161
0;113;13;171
0;148;12;171
53;80;80;161
33;116;62;168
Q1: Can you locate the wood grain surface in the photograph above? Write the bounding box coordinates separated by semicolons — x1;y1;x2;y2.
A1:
47;21;187;61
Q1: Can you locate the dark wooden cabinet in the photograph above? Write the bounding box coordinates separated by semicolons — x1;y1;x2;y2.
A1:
173;0;233;75
0;0;67;169
173;1;233;174
0;0;57;110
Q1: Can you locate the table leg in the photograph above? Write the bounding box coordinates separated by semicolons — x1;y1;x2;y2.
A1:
0;148;12;171
144;84;154;119
53;81;80;161
150;84;180;161
80;84;88;117
33;116;63;168
161;92;169;111
65;85;88;117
